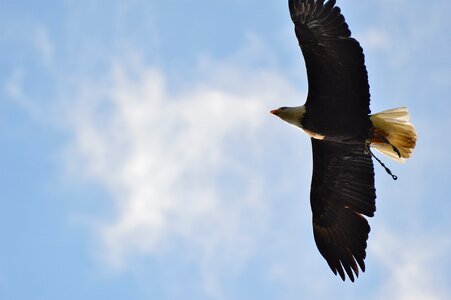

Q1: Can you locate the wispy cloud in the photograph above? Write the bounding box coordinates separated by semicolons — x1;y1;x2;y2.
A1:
64;53;302;297
371;227;451;300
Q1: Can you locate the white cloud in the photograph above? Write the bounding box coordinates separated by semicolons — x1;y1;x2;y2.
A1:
65;56;301;284
371;228;451;300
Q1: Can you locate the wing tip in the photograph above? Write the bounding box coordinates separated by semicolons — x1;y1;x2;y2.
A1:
333;258;364;282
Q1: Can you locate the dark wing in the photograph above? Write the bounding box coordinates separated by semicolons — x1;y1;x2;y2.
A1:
310;139;376;281
289;0;371;138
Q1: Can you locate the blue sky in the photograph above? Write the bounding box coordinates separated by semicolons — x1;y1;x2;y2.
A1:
1;0;450;299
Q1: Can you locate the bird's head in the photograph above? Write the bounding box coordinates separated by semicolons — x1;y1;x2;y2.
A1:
270;105;306;129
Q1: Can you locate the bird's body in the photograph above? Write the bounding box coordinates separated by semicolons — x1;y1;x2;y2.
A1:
271;0;416;281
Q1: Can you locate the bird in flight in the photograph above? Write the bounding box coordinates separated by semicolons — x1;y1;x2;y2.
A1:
271;0;416;281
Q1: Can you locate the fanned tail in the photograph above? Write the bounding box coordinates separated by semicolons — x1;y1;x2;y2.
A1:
370;107;417;163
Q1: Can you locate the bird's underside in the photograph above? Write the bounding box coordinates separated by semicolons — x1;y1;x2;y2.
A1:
270;0;417;282
286;0;377;281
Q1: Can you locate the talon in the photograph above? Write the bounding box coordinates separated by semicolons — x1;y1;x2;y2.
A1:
364;139;371;154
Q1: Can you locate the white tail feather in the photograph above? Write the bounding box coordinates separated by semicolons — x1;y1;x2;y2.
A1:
370;107;417;163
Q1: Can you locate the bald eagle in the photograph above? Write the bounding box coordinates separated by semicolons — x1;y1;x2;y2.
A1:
271;0;416;281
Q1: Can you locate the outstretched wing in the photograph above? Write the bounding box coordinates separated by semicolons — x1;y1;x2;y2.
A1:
310;139;376;281
289;0;371;138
